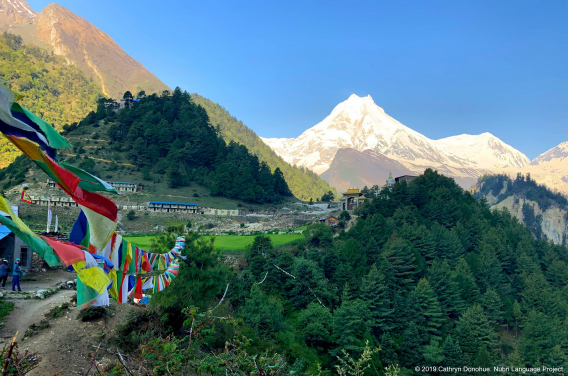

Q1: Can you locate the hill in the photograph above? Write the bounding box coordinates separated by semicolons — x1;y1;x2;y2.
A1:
68;89;291;204
0;1;169;98
97;168;568;374
0;31;101;167
192;94;336;201
474;174;568;244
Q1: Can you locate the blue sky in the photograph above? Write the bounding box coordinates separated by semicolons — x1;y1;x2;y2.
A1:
28;0;567;159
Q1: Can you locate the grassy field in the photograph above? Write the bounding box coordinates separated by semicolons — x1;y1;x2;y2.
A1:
124;233;304;251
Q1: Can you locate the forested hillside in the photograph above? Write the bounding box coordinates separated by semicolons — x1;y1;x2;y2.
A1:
0;32;101;167
60;89;291;204
476;174;568;212
109;168;568;374
193;94;335;201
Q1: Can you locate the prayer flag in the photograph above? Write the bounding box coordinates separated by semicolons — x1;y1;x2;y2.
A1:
20;189;32;204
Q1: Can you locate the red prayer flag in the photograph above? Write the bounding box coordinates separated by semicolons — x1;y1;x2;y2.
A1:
40;236;86;266
134;276;143;299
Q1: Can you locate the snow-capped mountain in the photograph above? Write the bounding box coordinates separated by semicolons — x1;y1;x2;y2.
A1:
530;142;568;166
509;142;568;195
0;0;37;24
261;94;530;176
437;133;530;169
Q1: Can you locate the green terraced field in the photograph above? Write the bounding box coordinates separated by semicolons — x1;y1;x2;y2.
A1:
124;233;303;251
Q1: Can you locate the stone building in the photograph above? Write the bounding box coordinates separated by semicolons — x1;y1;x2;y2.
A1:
0;206;33;270
395;175;418;184
148;201;199;214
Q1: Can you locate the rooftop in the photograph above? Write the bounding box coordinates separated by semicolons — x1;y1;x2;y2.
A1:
148;201;198;206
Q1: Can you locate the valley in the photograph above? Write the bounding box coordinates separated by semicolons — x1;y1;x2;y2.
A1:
0;0;565;375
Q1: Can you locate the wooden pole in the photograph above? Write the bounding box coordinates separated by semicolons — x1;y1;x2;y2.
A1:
2;331;18;376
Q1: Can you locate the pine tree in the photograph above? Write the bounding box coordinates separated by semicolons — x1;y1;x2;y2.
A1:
428;259;466;318
360;264;394;335
381;238;417;288
453;257;481;304
297;302;333;351
245;235;272;280
442;335;464;368
423;340;444;365
456;304;496;362
476;244;505;293
518;310;561;366
405;224;436;266
379;333;398;367
242;284;284;336
479;289;504;328
546;260;568;289
400;321;423;368
414;278;444;341
512;300;523;336
521;272;551;313
473;346;493;369
290;259;328;309
333;299;371;355
480;228;513;274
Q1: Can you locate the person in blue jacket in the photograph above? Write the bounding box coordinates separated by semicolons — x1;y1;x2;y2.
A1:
12;258;21;292
0;260;9;289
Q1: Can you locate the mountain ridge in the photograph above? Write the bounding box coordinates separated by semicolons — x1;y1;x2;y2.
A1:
0;1;169;98
262;94;568;194
262;94;530;175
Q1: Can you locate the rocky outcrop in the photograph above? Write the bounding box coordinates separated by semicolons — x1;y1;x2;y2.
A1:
492;196;567;245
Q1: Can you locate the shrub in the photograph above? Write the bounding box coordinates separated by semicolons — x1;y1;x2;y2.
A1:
76;306;109;322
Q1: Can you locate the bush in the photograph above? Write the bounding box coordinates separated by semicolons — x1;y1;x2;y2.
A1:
45;303;70;319
339;210;351;221
77;306;110;322
126;210;136;220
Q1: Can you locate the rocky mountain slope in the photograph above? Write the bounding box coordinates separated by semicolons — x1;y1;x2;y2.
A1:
474;174;568;244
0;2;169;98
320;147;486;190
319;148;413;191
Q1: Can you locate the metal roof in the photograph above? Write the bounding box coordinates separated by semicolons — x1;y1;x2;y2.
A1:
148;201;197;206
0;225;11;242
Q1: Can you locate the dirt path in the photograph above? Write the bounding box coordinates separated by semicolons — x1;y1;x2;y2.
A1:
0;269;142;375
2;290;76;342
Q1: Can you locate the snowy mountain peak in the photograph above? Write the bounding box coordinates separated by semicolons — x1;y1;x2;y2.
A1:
531;142;568;166
0;0;38;24
261;94;530;175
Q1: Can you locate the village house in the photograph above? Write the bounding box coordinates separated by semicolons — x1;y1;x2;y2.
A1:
107;181;143;192
47;179;143;193
30;195;79;208
319;216;340;226
0;206;32;270
147;201;200;214
395;175;418;184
